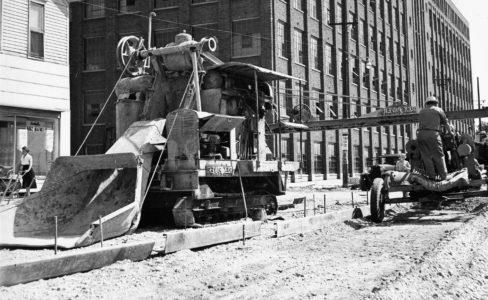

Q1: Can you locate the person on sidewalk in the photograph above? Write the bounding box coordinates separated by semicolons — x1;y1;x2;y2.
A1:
395;153;411;172
19;146;37;196
417;96;450;180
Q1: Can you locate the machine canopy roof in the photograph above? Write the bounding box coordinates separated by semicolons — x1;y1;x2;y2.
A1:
207;62;305;83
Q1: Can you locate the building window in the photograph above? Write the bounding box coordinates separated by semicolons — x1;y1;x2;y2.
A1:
83;90;105;124
280;138;293;161
375;147;381;164
232;19;261;58
388;37;394;59
311;37;320;70
335;4;342;22
84;37;105;71
352;62;359;85
311;0;318;19
294;29;304;64
402;46;407;65
0;113;59;175
294;0;305;12
379;0;384;19
353;145;361;173
277;21;289;58
370;26;376;50
350;13;357;41
381;70;387;95
119;0;137;13
369;0;375;11
154;29;179;47
85;0;105;18
299;141;308;173
389;74;395;97
362;62;370;88
325;44;333;75
313;142;323;173
361;19;367;46
327;143;337;173
29;1;44;58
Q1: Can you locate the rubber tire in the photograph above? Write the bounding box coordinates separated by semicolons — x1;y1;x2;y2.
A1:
370;178;386;223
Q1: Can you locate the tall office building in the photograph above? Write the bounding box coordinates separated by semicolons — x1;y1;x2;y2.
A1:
409;0;473;133
69;0;473;182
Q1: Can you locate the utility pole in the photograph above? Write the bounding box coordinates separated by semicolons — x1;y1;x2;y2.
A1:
328;18;357;188
478;77;481;133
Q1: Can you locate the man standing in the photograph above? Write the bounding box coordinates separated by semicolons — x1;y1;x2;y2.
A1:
417;96;450;180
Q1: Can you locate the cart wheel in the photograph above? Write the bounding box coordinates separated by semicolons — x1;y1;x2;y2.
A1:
370;178;386;223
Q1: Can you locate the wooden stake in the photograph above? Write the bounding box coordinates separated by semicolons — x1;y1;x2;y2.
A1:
237;167;248;219
323;194;327;214
54;216;58;255
313;194;316;215
242;223;246;245
99;215;104;248
351;191;354;208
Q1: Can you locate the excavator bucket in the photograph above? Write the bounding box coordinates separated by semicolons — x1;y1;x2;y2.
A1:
0;119;165;249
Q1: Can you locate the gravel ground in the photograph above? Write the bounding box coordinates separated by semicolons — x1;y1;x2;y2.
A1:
2;195;487;299
0;188;370;264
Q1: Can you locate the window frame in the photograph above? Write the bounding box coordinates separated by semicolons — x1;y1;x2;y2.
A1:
84;0;105;19
83;36;106;72
28;0;45;59
310;36;320;70
294;29;304;65
277;21;289;59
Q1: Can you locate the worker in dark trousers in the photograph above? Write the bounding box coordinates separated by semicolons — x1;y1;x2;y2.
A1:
417;96;450;180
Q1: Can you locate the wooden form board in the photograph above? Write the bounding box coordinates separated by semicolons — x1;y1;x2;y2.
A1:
164;221;262;254
275;205;369;238
0;241;155;287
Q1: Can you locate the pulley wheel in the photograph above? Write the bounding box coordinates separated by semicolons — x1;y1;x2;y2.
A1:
116;35;146;76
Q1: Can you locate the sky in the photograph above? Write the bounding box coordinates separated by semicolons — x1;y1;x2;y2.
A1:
451;0;488;119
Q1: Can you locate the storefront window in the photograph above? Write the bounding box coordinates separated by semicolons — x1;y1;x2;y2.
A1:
0;111;59;176
0;117;15;168
16;117;56;176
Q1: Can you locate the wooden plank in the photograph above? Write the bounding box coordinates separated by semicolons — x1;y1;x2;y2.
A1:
275;205;369;238
270;108;488;133
0;241;155;287
164;222;261;254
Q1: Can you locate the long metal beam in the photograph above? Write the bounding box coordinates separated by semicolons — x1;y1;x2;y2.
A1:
271;107;488;133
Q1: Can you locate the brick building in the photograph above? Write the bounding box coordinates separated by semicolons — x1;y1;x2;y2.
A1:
69;0;473;181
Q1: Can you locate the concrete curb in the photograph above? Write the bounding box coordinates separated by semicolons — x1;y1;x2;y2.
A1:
164;221;262;254
275;205;369;238
0;241;155;287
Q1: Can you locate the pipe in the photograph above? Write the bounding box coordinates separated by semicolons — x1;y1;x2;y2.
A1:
277;83;282;165
54;216;58;254
191;51;202;111
147;12;156;49
478;77;481;134
254;70;260;164
139;37;216;58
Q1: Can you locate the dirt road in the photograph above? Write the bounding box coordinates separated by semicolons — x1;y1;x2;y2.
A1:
2;197;488;299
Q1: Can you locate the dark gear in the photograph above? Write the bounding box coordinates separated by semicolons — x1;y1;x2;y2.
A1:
417;102;449;180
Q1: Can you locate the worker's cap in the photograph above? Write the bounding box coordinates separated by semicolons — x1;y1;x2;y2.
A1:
425;96;438;105
398;152;406;159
